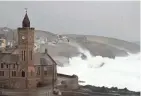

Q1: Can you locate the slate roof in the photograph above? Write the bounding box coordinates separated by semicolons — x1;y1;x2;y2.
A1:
0;48;57;66
0;53;19;63
34;52;41;65
2;48;18;54
40;53;54;65
35;52;57;66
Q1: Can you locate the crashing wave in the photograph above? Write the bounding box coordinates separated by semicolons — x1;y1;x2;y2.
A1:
32;36;140;91
57;46;141;92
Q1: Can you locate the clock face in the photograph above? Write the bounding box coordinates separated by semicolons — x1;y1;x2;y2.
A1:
22;36;25;40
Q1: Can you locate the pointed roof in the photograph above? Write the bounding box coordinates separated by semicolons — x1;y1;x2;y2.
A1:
22;10;30;28
34;50;57;66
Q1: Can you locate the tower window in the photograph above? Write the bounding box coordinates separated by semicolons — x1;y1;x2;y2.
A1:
12;71;16;77
23;51;25;61
22;51;23;61
22;51;25;61
0;71;4;76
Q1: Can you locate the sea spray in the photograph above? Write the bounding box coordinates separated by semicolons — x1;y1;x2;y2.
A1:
57;47;141;91
36;37;140;91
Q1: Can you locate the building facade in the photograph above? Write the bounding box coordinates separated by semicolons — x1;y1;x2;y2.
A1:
0;12;57;89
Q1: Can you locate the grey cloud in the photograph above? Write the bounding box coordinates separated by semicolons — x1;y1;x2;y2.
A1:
0;1;140;41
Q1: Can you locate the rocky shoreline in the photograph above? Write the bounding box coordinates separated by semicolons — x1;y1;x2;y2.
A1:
0;85;140;96
75;85;140;96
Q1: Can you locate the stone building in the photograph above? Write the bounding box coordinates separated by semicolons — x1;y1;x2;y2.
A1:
0;11;57;89
57;73;79;90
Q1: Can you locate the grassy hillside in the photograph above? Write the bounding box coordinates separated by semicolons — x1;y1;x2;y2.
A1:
0;27;140;61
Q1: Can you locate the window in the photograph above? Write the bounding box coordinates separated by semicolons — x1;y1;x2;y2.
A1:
23;51;25;61
0;71;4;76
37;67;40;75
6;64;8;68
22;71;25;77
22;51;23;60
12;71;16;77
44;71;47;75
30;50;32;60
1;63;4;68
44;67;47;75
22;50;26;61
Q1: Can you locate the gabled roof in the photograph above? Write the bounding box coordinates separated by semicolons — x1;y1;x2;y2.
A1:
34;52;41;65
0;53;19;63
1;47;19;54
34;52;57;66
0;47;57;66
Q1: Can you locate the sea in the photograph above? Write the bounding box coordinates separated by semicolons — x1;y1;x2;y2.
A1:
57;47;140;92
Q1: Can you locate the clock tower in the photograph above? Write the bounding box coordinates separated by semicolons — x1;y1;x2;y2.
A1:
17;10;36;88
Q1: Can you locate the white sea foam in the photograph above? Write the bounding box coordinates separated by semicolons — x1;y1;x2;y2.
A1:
57;47;141;92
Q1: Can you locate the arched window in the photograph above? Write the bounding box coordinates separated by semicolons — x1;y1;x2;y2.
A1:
22;71;25;77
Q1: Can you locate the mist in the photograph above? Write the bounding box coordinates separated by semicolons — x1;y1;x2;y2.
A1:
57;47;140;92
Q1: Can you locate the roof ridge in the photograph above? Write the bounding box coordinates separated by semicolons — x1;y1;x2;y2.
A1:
46;53;57;65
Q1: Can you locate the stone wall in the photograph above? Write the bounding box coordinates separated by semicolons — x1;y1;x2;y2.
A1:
0;77;38;89
0;79;9;88
37;65;57;86
57;73;79;90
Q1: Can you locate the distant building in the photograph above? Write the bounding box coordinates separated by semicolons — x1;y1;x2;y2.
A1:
57;73;79;90
0;11;57;89
0;34;5;39
0;34;6;49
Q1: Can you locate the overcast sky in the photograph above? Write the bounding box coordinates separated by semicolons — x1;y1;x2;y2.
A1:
0;1;140;41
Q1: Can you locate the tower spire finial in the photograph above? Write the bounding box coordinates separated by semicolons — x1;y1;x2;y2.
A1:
22;8;30;28
25;8;28;13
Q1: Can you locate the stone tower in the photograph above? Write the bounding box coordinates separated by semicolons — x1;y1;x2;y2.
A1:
17;10;37;88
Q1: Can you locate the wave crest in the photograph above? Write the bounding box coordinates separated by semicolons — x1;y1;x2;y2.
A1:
57;47;141;91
